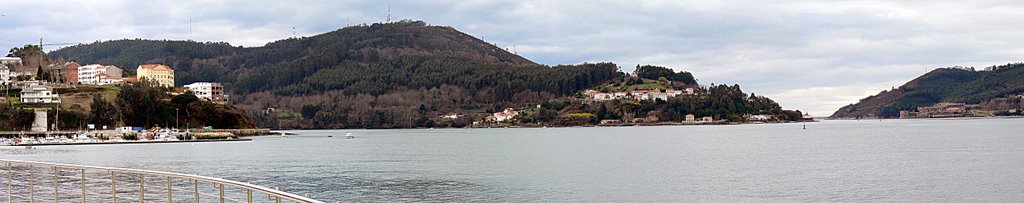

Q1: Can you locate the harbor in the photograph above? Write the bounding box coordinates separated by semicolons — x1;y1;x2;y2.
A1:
0;128;269;146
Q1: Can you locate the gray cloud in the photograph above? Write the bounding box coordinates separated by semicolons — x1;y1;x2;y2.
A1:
2;0;1022;115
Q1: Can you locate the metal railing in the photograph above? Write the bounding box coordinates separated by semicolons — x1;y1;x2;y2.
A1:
0;159;324;203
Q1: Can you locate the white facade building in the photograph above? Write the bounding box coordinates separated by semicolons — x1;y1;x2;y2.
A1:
0;64;11;85
78;64;123;85
184;82;228;104
20;85;60;104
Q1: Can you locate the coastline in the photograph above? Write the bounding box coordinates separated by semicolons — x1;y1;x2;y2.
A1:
10;138;252;147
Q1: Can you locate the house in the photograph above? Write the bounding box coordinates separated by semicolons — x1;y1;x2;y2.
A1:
802;113;814;121
184;82;228;104
748;114;773;121
63;61;80;84
493;108;519;122
0;63;10;85
629;89;686;101
685;114;696;122
136;64;175;87
97;74;124;85
78;65;124;85
20;85;60;104
700;116;713;123
441;113;461;119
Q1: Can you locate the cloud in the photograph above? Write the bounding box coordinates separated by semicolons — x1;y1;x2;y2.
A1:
2;0;1023;115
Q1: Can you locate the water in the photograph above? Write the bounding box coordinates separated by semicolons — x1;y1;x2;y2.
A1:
2;118;1023;202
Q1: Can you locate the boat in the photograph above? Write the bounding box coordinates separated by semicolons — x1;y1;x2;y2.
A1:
280;132;288;138
345;133;354;139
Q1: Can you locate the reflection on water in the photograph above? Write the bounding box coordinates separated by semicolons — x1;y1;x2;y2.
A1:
1;118;1022;202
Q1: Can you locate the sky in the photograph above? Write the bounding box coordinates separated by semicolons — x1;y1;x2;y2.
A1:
2;0;1023;116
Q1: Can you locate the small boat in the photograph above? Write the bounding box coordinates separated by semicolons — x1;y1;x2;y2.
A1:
327;135;334;138
345;133;354;139
280;132;288;138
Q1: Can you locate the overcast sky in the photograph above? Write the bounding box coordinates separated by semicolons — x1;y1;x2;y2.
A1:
2;0;1022;116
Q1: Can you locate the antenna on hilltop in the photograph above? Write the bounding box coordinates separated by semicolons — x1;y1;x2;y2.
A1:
386;1;392;22
188;16;193;41
292;27;296;38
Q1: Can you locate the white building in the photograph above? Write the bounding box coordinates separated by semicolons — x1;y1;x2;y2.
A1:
184;82;228;104
20;85;60;104
492;108;519;122
78;64;123;85
0;63;11;85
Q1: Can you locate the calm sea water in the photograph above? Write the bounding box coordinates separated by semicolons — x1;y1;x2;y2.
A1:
2;118;1023;202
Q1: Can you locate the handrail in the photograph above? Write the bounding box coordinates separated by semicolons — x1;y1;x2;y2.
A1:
0;159;324;203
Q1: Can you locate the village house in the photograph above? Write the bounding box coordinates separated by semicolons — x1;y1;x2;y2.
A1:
584;90;627;101
747;114;773;121
489;108;519;122
441;113;462;119
630;89;684;101
184;82;228;104
685;114;696;122
136;64;175;87
700;116;714;123
0;64;10;85
98;74;124;85
20;84;60;104
63;61;80;84
584;87;696;102
802;113;815;121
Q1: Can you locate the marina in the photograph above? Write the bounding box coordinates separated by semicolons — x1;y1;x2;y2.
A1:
0;129;256;146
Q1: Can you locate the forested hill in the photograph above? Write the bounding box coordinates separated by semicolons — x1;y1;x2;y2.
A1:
50;20;621;128
830;63;1024;119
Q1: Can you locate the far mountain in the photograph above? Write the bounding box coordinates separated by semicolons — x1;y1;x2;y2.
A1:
830;63;1024;119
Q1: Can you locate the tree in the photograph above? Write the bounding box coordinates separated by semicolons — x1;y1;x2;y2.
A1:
89;94;118;127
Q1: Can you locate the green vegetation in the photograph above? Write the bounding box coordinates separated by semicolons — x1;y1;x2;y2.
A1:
116;80;255;129
832;63;1024;118
633;65;697;85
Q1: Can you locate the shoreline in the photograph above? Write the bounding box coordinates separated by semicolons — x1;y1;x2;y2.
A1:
10;138;252;147
825;115;1023;121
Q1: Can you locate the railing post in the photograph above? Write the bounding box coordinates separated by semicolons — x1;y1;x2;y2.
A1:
28;165;33;203
81;169;86;203
247;188;252;203
53;166;58;203
7;162;11;203
139;174;145;203
111;171;116;203
167;176;172;203
193;179;198;203
219;183;224;203
274;187;281;203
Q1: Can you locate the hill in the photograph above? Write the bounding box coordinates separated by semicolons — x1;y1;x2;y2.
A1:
50;20;619;128
830;63;1024;118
